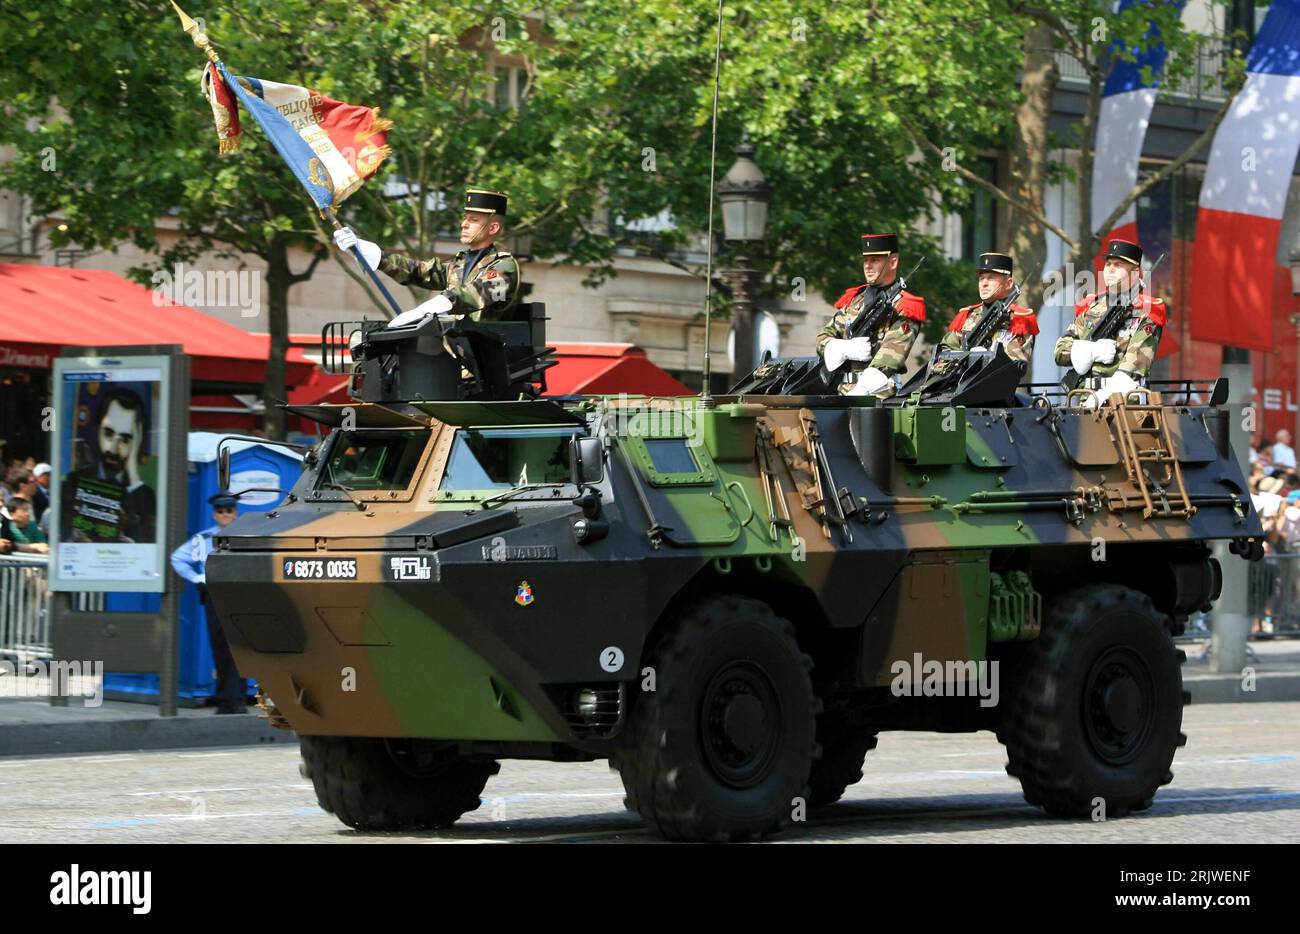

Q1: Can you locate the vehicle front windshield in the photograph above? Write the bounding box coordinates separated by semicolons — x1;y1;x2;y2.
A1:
440;427;576;492
316;429;427;492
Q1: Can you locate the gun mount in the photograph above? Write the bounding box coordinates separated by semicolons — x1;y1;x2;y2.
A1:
321;301;557;403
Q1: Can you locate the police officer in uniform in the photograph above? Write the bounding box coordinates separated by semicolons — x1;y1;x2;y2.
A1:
816;232;926;396
333;188;521;321
1054;238;1166;400
938;251;1038;367
170;492;246;714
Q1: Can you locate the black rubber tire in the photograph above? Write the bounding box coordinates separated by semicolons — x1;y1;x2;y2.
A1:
299;735;499;831
616;595;816;842
807;717;878;807
1001;584;1186;819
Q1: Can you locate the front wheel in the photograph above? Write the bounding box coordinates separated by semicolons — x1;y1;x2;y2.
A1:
1001;584;1186;818
616;595;816;842
299;736;499;831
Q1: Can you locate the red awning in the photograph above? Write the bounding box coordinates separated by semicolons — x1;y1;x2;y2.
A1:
0;263;312;385
545;343;690;396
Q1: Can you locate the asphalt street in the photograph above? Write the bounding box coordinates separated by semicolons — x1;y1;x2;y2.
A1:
2;702;1296;843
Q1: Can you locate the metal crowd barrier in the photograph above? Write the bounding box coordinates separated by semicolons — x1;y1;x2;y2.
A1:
0;554;103;663
1248;552;1300;638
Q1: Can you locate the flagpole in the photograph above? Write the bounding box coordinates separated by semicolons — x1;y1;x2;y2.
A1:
324;208;406;318
171;2;406;318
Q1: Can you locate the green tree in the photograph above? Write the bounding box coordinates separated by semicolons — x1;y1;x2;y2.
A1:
902;0;1246;311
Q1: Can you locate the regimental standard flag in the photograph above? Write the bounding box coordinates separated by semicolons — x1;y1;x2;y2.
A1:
1191;0;1300;350
201;62;392;208
1091;0;1183;262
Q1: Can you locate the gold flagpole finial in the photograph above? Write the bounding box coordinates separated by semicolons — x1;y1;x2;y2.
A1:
170;1;221;64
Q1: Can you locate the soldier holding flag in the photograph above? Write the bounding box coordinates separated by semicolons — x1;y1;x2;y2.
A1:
333;188;522;322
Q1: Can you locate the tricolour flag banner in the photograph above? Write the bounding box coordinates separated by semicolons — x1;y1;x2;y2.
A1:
1190;0;1300;350
201;63;392;209
1091;0;1184;262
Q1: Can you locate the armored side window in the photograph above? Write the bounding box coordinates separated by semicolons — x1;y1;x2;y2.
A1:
644;439;699;474
620;435;713;487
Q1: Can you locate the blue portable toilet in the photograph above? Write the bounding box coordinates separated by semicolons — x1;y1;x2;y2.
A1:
103;433;304;705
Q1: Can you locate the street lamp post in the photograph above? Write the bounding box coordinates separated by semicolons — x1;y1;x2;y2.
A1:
717;135;772;382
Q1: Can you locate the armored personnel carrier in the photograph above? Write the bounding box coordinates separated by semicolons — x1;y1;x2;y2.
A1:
208;313;1262;841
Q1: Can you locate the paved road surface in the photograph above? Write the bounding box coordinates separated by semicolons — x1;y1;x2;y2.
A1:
2;702;1296;843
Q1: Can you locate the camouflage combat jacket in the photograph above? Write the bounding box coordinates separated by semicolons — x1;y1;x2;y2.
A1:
1053;292;1167;379
816;283;926;392
378;242;520;321
939;301;1038;364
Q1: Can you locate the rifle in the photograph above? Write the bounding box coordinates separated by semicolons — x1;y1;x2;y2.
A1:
964;277;1025;351
1061;251;1167;392
819;256;926;387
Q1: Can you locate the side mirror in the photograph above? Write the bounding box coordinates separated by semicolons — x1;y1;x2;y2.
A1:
569;435;604;487
217;443;231;492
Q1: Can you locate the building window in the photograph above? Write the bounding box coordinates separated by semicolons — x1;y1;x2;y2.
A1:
493;65;528;111
961;157;998;261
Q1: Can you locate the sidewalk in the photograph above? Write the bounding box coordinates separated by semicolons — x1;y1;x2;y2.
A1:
0;693;291;758
1179;636;1300;704
0;640;1296;758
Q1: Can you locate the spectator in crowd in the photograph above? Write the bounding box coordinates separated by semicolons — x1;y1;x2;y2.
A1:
0;510;12;554
1252;472;1287;521
30;463;51;522
3;468;38;513
5;497;47;554
1273;429;1297;473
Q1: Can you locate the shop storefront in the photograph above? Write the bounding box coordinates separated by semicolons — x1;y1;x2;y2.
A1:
0;263;313;463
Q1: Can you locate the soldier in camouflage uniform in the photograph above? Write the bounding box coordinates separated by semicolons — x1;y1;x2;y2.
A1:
936;252;1037;371
1054;238;1166;400
816;233;926;396
333;188;521;321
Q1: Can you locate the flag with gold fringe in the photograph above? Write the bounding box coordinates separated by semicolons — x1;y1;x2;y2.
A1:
200;63;392;206
172;1;405;314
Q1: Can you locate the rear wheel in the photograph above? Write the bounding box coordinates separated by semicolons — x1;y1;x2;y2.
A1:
617;595;816;841
1001;584;1186;818
299;735;499;831
807;715;878;807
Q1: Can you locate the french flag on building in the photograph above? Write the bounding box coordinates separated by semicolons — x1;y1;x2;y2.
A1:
1091;0;1182;260
201;62;392;209
1191;0;1300;350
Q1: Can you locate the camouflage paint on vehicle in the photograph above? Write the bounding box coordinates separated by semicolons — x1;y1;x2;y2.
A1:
207;387;1260;746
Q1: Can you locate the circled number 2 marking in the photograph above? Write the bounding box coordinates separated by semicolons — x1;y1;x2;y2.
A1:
600;646;624;673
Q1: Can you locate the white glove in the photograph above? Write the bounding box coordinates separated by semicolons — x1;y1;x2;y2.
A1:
1100;369;1140;402
823;337;873;371
970;346;988;353
1070;339;1096;376
1093;338;1118;365
333;226;382;272
386;294;454;329
847;366;891;396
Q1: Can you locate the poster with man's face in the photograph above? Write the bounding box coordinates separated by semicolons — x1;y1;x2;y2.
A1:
50;356;171;592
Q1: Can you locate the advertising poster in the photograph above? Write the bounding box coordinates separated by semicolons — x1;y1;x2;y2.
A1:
49;355;171;592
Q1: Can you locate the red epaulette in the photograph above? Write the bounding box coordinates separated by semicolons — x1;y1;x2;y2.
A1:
833;284;868;311
1009;304;1039;337
1074;293;1098;316
898;290;926;322
948;303;980;332
1137;296;1168;327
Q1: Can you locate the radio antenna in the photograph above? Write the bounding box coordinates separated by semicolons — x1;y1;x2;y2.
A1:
699;0;725;409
